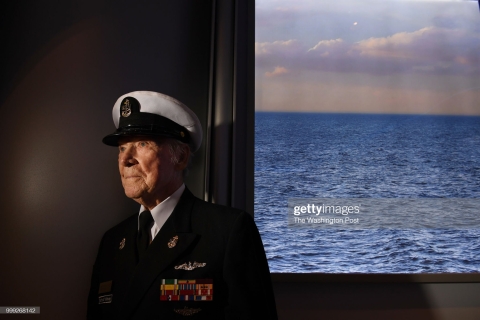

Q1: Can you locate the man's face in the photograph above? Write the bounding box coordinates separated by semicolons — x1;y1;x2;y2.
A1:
118;137;181;206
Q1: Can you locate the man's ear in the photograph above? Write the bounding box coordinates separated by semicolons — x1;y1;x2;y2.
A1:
174;145;191;171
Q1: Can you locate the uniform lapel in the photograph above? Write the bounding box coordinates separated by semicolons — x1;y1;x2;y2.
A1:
119;188;198;319
112;214;138;302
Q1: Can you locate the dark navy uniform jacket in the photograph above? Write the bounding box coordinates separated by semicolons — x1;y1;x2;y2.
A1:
87;188;277;319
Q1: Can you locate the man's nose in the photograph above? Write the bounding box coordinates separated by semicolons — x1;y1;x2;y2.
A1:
119;148;138;167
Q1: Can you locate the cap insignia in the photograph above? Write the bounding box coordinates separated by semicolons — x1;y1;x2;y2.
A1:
121;99;132;117
180;131;185;138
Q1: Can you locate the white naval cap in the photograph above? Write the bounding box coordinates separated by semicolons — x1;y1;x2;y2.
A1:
102;91;203;152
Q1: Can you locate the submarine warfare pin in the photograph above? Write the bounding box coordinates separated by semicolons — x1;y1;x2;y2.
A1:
174;261;207;271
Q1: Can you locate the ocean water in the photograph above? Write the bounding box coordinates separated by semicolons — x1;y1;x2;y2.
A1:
254;112;480;273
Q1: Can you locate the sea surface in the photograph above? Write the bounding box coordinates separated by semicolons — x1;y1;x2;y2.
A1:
254;112;480;273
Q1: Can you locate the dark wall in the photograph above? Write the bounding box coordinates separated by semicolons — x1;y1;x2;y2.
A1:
273;276;480;319
0;1;212;319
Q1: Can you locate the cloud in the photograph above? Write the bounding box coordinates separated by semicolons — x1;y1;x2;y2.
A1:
307;39;345;52
355;27;456;60
255;39;303;56
351;27;480;74
256;26;480;76
265;66;289;77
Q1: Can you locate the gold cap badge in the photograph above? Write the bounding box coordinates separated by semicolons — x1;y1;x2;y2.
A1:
121;99;131;117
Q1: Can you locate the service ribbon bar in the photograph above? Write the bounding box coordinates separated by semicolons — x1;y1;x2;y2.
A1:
160;279;213;301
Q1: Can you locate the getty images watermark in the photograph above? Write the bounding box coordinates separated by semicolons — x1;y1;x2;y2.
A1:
292;203;361;225
288;198;480;229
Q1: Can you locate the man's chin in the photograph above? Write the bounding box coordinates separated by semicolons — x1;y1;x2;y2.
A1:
123;188;145;201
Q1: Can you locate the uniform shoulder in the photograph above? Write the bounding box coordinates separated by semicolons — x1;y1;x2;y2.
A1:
191;196;248;219
188;196;257;236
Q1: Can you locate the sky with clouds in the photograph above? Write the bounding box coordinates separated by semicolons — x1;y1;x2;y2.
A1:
255;0;480;114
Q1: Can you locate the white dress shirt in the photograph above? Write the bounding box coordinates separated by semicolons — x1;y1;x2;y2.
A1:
138;184;185;241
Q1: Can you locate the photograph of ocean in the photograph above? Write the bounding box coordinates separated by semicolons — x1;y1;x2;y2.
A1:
254;112;480;273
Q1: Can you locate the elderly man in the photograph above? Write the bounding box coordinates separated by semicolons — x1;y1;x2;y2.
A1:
87;91;277;319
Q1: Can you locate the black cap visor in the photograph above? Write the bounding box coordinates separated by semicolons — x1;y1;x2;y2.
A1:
102;112;190;146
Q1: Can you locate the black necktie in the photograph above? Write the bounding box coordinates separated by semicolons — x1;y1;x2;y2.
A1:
137;210;153;261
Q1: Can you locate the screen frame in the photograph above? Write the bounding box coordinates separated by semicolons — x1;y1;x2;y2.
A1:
271;273;480;283
249;0;480;283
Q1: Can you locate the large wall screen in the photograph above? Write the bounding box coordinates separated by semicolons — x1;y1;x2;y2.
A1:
255;0;480;273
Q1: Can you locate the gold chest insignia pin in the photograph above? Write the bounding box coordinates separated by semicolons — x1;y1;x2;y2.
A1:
119;238;126;250
174;306;201;316
174;261;207;271
168;236;179;248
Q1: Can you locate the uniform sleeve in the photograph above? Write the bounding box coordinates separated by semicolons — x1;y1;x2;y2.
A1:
222;212;278;319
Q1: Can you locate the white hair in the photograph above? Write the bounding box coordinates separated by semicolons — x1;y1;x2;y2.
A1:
166;138;192;177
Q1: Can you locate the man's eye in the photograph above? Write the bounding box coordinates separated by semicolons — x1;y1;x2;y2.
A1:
119;147;125;152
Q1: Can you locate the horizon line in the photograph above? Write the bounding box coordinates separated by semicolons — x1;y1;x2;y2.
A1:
254;110;480;117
